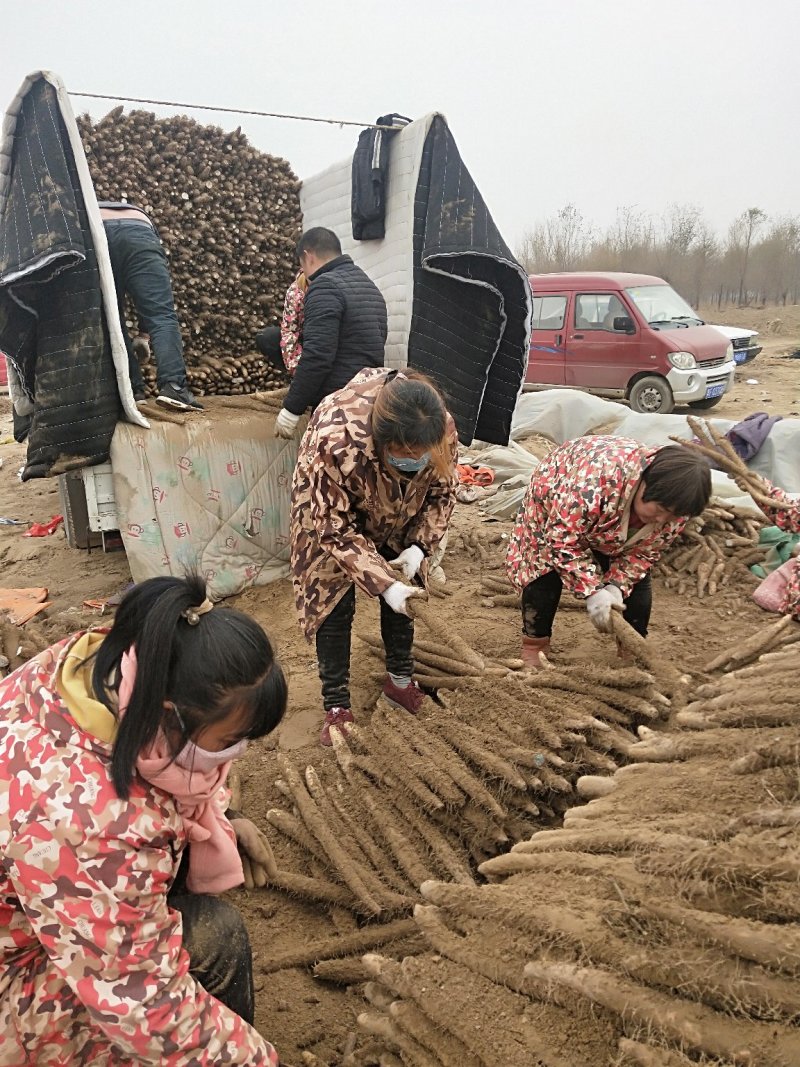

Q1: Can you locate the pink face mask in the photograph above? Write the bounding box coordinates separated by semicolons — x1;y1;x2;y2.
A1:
174;736;248;773
169;702;248;772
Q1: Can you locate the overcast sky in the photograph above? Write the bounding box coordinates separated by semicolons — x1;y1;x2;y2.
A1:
4;1;798;249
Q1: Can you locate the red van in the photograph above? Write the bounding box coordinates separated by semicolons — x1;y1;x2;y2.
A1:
526;272;735;414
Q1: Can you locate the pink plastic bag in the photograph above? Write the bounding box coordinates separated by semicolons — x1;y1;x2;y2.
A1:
752;557;799;615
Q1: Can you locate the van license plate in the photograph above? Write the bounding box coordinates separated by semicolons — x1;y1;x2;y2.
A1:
734;351;747;363
705;384;725;399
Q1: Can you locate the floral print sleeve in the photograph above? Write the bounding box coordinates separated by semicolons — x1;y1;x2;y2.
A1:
762;483;800;533
4;810;277;1066
604;519;686;594
280;282;305;375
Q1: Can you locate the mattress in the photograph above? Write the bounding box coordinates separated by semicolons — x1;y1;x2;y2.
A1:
110;408;300;598
300;113;531;446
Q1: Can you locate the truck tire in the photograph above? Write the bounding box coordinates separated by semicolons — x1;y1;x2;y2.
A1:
628;376;674;415
688;395;723;410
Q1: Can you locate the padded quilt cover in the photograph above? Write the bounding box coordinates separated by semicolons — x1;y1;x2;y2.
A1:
0;70;143;479
110;410;299;598
299;113;531;447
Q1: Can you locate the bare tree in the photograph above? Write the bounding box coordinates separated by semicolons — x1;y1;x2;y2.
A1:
515;202;796;308
609;205;654;265
687;221;719;308
655;203;703;293
516;203;591;272
728;207;767;305
750;215;800;304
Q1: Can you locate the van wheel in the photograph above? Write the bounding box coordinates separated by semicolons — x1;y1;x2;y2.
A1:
628;376;674;415
688;395;723;410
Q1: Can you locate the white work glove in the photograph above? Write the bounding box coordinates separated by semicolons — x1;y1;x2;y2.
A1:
381;580;424;616
585;585;624;633
389;545;425;581
274;408;301;439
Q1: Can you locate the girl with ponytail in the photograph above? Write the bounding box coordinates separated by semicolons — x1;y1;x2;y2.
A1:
0;575;286;1065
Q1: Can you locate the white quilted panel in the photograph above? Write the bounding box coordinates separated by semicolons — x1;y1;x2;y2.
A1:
110;412;302;597
299;114;438;369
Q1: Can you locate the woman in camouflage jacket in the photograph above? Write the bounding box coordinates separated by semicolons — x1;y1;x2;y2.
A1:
0;575;286;1066
290;367;458;745
506;436;711;667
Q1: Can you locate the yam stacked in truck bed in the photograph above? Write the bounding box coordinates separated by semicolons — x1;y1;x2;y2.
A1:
77;107;302;395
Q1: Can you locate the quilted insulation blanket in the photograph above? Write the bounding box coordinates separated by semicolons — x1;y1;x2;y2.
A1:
110;410;299;598
300;113;532;447
0;70;143;478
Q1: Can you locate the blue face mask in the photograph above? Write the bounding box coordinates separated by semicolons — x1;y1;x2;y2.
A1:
388;451;430;474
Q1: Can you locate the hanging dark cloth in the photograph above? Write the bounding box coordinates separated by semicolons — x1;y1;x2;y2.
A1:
351;113;411;241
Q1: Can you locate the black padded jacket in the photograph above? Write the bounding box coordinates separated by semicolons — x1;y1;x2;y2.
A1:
283;255;387;414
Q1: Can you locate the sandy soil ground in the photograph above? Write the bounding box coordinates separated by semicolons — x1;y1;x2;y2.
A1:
1;304;798;1065
697;303;800;421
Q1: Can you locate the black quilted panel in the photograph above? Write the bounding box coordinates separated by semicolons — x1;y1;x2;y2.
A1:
407;117;530;445
0;76;121;478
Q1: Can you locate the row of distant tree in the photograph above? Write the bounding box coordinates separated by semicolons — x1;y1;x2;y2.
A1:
515;205;799;308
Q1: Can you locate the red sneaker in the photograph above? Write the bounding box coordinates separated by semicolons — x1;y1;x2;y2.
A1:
320;706;354;747
382;676;425;715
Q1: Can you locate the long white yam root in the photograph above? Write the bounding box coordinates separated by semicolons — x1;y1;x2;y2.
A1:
641;900;800;976
524;960;800;1065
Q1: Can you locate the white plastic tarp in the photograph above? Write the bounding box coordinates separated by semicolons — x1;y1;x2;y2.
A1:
480;390;800;520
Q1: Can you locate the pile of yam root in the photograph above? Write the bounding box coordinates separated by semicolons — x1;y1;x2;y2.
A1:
275;616;800;1067
654;503;765;598
77;108;301;396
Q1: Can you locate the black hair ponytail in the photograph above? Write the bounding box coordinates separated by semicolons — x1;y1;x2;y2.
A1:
92;575;287;799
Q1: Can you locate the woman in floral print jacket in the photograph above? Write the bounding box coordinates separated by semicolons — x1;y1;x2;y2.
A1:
279;272;307;375
506;436;711;667
0;575;286;1066
290;366;458;745
737;478;800;619
254;273;307;378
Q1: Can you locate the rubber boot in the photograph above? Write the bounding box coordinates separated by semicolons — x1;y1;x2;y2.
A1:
522;635;551;670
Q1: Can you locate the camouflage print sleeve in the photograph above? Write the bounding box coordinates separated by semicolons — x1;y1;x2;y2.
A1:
4;819;277;1066
310;458;397;599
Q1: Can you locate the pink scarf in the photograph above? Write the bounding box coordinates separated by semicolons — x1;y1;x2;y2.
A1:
119;648;243;894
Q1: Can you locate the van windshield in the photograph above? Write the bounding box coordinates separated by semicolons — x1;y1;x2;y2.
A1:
625;285;704;329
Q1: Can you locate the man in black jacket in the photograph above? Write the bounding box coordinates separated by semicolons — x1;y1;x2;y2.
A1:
274;228;387;438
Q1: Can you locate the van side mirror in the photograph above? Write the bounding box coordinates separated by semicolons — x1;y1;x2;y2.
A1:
614;316;636;335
